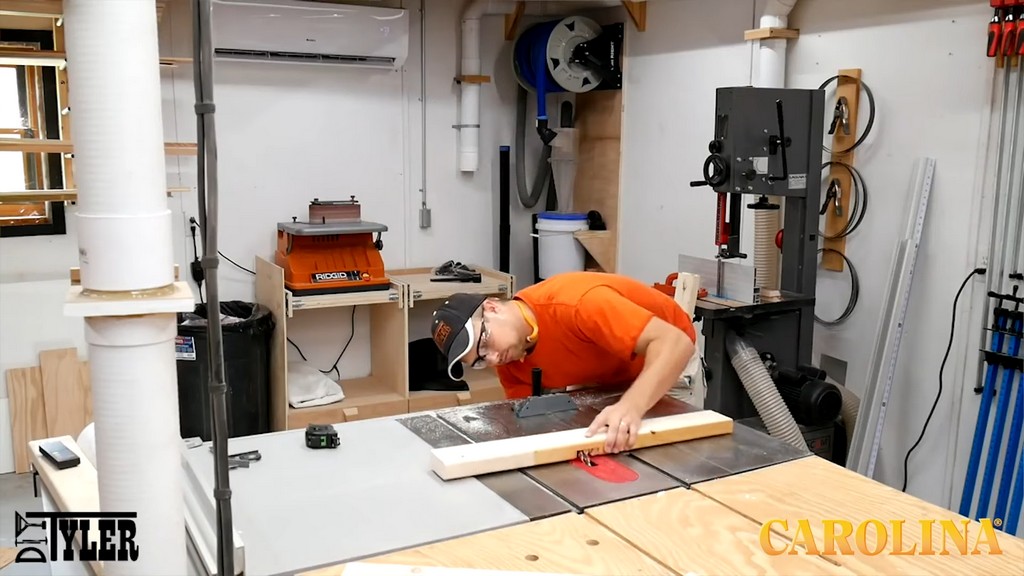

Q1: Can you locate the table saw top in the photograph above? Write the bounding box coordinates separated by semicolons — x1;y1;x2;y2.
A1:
305;456;1024;576
181;390;809;575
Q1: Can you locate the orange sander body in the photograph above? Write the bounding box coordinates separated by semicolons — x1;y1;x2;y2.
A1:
275;198;390;295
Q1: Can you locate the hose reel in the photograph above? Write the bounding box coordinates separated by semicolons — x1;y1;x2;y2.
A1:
512;16;623;144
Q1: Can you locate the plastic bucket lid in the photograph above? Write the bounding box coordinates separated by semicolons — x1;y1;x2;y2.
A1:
538;211;588;221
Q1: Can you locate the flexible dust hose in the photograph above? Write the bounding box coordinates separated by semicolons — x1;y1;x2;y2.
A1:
837;383;860;449
726;333;809;452
515;84;552;208
754;209;780;290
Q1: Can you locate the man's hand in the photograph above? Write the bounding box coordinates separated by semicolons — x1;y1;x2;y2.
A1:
584;399;646;454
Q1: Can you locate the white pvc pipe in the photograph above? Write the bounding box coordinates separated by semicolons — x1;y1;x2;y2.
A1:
63;0;186;574
85;315;185;575
459;0;517;172
752;1;797;291
65;0;175;291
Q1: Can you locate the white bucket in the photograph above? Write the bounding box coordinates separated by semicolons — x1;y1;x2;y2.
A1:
536;212;589;279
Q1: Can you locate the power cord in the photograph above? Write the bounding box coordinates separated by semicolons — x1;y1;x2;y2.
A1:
189;221;205;304
189;217;358;379
285;307;357;380
901;266;987;493
189;217;255;275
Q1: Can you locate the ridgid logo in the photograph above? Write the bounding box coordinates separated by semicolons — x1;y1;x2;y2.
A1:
14;511;139;564
759;518;1005;556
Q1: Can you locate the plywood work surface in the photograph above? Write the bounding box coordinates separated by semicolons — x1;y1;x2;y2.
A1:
300;512;673;576
695;456;1024;575
586;487;853;575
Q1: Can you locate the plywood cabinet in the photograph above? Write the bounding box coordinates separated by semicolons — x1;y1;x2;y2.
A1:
254;256;514;431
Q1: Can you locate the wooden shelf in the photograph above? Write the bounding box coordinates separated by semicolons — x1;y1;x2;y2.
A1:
390;266;514;307
0;187;190;203
288;285;402;317
0;0;166;21
254;256;516;431
573;90;623;273
573;230;615;274
0;138;197;156
286;376;408;430
408;370;505;413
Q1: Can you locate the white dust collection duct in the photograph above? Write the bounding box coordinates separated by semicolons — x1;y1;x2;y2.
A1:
62;0;193;573
459;0;518;172
752;0;797;291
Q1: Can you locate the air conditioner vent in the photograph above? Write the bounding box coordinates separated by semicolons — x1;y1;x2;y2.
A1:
213;48;396;67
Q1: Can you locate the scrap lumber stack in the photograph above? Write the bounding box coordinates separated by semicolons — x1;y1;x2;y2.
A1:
6;348;92;473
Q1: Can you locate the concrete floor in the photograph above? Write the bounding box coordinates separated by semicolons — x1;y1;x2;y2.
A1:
0;471;49;575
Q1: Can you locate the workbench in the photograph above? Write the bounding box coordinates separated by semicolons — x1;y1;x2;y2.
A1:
27;389;1024;576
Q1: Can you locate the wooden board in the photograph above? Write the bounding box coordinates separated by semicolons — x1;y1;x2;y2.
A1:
27;436;104;576
431;410;733;480
822;68;861;272
586;487;853;575
0;547;16;570
695;456;1024;575
6;367;47;474
573;90;622;274
38;348;89;438
255;255;289;431
300;512;672;575
334;564;583;576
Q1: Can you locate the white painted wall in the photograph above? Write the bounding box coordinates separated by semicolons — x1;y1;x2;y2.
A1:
0;0;1009;517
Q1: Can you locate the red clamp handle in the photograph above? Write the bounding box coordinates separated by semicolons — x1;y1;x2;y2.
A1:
989;12;1004;58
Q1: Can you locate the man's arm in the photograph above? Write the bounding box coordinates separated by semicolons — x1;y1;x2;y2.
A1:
574;287;696;452
619;316;696;414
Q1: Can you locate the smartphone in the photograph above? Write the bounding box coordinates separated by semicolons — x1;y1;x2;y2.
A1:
38;440;81;470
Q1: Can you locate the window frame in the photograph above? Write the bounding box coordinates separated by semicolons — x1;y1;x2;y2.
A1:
0;27;67;239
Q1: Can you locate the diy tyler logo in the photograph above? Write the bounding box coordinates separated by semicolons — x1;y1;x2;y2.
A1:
13;511;139;564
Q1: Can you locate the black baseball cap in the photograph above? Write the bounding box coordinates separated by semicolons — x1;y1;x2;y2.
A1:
431;293;487;380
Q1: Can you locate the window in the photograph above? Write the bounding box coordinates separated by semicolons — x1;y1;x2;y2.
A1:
0;27;67;238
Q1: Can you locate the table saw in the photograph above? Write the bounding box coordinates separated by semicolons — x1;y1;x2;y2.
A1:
27;388;1024;576
176;390;808;576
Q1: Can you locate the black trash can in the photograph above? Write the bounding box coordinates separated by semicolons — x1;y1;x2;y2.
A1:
175;300;275;441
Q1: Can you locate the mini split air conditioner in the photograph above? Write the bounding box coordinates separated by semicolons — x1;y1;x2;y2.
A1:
210;0;409;69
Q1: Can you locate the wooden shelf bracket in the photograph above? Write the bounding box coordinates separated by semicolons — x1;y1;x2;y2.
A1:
821;68;863;272
621;1;647;32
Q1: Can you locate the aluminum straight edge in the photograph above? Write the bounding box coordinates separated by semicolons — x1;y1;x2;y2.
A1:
847;157;936;477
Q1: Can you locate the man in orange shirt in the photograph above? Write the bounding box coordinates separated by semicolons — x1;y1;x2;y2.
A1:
430;271;697;454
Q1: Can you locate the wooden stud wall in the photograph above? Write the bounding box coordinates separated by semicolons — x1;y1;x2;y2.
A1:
822;68;862;272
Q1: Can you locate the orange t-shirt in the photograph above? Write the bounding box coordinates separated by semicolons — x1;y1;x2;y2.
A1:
495;271;697;399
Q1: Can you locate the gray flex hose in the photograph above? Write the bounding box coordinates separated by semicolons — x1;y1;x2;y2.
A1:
726;332;809;453
837;382;861;449
515;85;552;208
